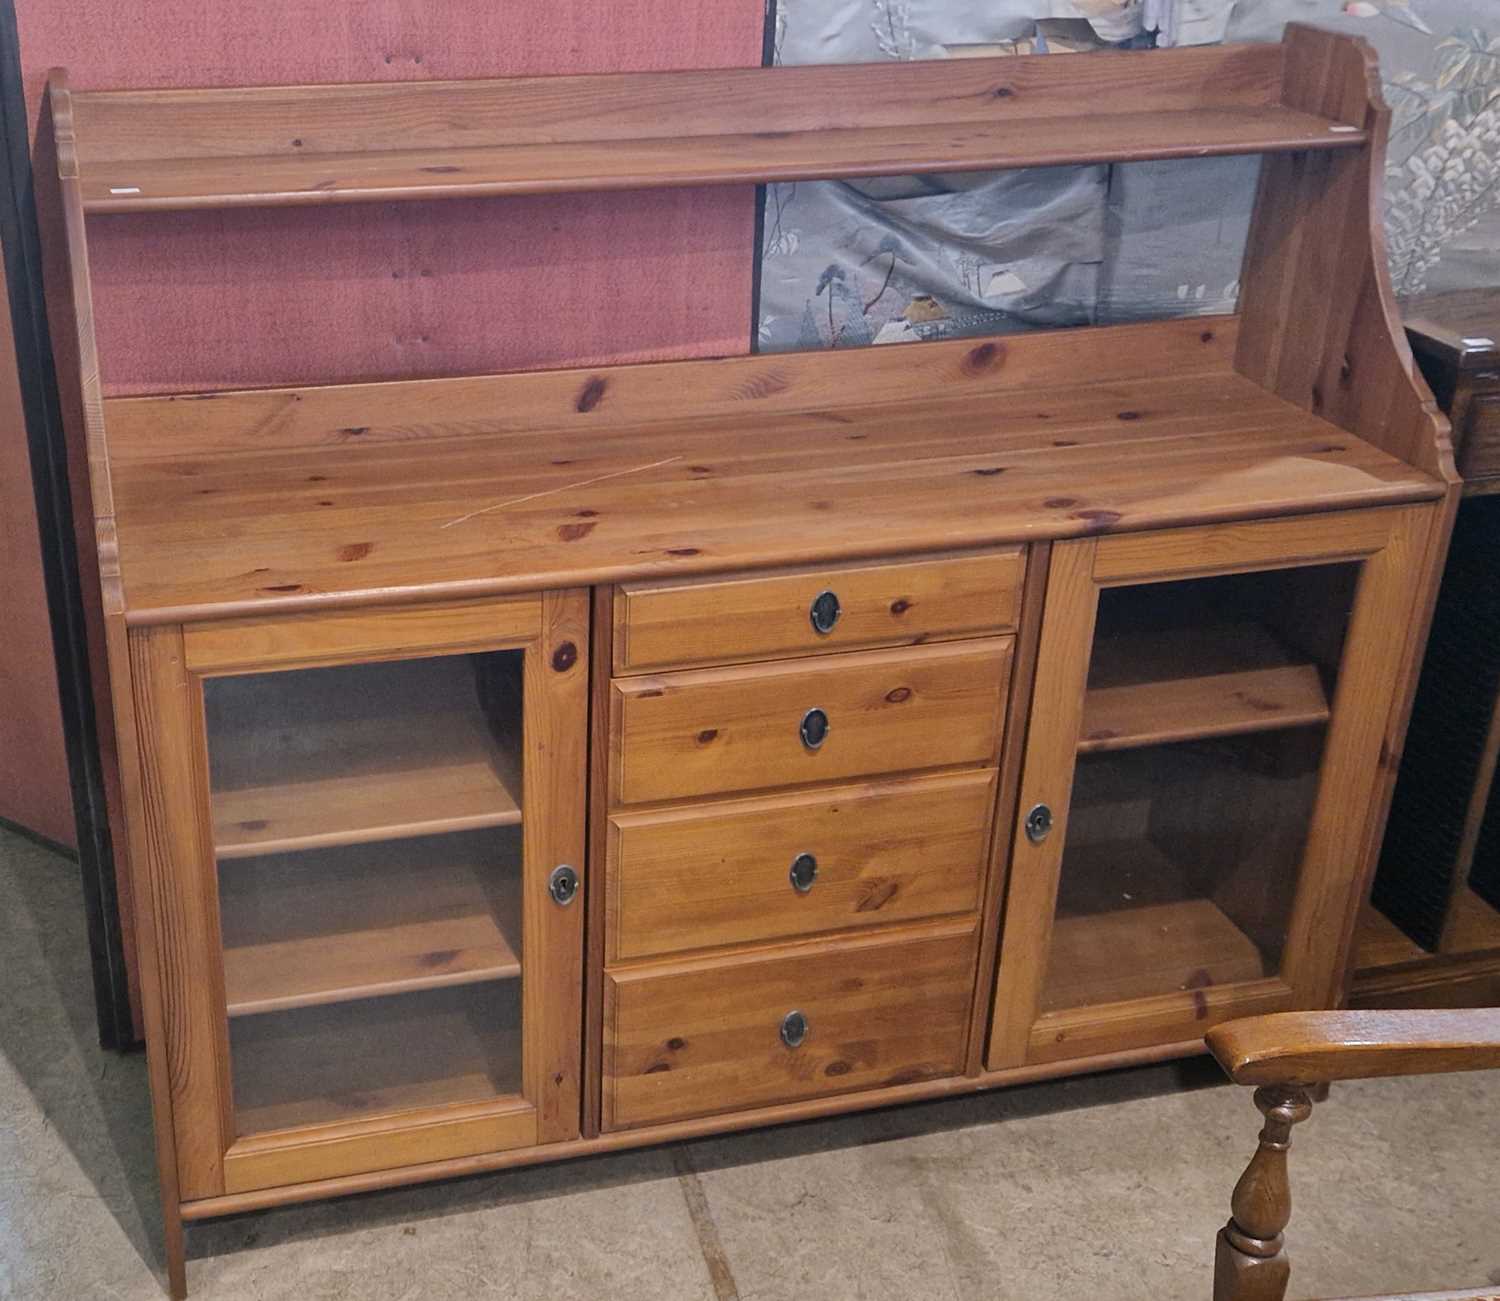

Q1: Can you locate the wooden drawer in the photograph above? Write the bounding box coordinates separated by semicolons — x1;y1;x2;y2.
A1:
613;548;1024;674
603;919;976;1130
610;638;1011;805
1460;392;1500;480
607;769;995;961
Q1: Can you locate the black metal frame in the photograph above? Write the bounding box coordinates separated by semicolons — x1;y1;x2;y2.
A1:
0;0;136;1049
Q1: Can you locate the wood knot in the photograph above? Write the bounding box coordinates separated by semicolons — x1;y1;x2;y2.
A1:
575;375;608;412
890;598;912;615
961;341;1004;376
971;466;1007;477
885;686;913;704
665;546;701;557
1072;508;1121;531
1044;497;1078;509
696;728;719;745
551;641;578;672
1116;410;1141;421
856;880;899;912
337;541;373;562
556;521;597;542
825;1060;852;1076
666;1037;686;1051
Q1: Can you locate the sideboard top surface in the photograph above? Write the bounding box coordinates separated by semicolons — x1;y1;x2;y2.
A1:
107;320;1441;626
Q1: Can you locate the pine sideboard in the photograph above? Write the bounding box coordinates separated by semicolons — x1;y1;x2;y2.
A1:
37;25;1459;1296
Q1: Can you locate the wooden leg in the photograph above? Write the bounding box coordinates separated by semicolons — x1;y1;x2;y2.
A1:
164;1198;187;1300
1213;1084;1314;1301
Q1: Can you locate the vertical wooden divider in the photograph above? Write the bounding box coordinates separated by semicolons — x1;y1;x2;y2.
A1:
965;542;1050;1074
525;590;590;1144
582;584;614;1139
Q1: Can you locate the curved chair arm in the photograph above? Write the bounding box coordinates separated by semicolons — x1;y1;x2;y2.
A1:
1208;1009;1500;1086
1208;1010;1500;1301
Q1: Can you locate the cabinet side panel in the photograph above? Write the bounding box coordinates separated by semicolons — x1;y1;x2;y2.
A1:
1237;25;1454;485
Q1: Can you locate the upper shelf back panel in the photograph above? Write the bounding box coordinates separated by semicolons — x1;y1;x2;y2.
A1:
56;40;1371;213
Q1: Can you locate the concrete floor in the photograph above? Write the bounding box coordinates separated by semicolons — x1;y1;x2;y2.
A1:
3;823;1498;1301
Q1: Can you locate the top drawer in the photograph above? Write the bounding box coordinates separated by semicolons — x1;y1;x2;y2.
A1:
612;548;1024;674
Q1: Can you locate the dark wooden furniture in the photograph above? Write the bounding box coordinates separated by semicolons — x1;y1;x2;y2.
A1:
1354;291;1500;1009
1209;1008;1500;1301
1405;291;1500;488
37;26;1459;1297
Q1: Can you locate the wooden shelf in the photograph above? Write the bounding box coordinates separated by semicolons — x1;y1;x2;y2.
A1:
75;107;1363;213
219;831;522;1017
231;980;522;1134
1445;887;1500;955
59;44;1366;214
105;321;1442;626
1080;663;1330;753
1043;897;1270;1012
207;654;522;858
1080;620;1330;753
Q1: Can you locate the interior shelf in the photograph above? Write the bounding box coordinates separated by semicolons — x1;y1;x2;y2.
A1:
1041;837;1276;1013
75;107;1363;213
1043;897;1268;1012
1080;622;1331;753
219;830;522;1018
230;979;523;1134
206;654;522;858
1080;663;1328;754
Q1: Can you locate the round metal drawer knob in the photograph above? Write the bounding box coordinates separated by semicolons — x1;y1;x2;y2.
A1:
780;1009;809;1049
789;852;819;894
800;707;830;751
809;589;842;635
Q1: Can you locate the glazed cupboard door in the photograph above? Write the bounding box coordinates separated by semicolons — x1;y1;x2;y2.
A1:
128;593;588;1199
988;509;1434;1069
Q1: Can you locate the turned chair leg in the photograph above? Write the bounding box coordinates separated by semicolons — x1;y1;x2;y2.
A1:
1213;1084;1315;1301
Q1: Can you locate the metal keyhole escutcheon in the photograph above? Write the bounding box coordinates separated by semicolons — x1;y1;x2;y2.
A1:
809;589;842;635
800;707;830;750
548;864;579;906
1024;804;1053;844
781;1010;809;1049
789;852;818;893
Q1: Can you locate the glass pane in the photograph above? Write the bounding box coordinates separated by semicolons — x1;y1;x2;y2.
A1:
1041;563;1358;1014
202;651;527;1137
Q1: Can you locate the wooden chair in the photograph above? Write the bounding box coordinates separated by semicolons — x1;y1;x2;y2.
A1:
1208;1011;1500;1301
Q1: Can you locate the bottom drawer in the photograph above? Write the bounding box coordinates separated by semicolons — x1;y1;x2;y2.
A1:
603;919;976;1130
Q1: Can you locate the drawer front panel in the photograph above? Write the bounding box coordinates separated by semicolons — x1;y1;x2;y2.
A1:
1460;392;1500;479
608;769;996;961
611;638;1012;805
603;920;976;1130
613;548;1024;674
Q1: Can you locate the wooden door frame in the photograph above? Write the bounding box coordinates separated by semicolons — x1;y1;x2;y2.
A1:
129;590;589;1200
988;506;1437;1070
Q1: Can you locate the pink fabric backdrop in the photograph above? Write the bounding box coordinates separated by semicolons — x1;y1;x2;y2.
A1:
17;2;765;394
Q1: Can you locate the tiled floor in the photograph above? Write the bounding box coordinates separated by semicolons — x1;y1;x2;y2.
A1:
3;823;1497;1300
